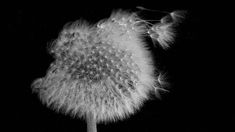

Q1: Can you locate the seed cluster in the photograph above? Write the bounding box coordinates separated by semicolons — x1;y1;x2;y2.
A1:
34;9;165;122
68;40;140;95
32;9;182;125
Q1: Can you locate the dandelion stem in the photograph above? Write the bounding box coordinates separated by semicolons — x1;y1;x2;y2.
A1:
86;112;97;132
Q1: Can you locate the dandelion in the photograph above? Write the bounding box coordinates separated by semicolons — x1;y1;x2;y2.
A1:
31;8;184;132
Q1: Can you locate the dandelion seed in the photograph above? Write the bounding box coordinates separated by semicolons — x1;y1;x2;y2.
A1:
147;10;185;49
31;8;184;132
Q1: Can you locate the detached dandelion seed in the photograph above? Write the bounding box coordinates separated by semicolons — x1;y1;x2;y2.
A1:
31;8;185;132
148;10;186;49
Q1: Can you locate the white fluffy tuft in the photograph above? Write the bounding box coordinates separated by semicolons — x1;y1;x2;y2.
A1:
31;8;184;124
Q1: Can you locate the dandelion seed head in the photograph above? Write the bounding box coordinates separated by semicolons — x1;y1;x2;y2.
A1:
32;8;183;124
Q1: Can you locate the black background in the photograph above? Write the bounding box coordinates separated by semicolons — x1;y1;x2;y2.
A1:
8;1;233;132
